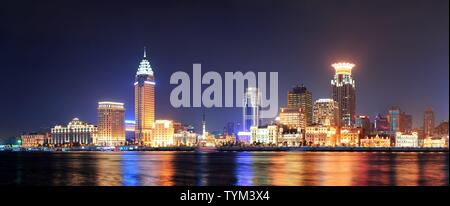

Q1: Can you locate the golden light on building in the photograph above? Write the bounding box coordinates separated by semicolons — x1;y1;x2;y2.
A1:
150;120;175;147
287;84;313;125
97;101;126;146
20;132;51;148
423;136;447;148
305;125;337;146
135;48;155;145
279;107;306;129
339;127;361;146
360;134;392;147
312;98;339;126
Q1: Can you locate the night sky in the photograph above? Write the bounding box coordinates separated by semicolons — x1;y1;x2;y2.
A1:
0;0;448;137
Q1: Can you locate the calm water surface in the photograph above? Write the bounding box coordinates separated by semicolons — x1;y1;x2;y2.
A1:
0;151;448;186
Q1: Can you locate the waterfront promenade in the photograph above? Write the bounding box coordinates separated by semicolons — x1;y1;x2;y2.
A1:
1;145;448;153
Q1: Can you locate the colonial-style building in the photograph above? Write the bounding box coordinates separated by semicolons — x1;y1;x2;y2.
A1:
250;125;278;145
360;134;392;147
305;125;337;146
395;132;419;147
50;118;97;146
21;132;51;147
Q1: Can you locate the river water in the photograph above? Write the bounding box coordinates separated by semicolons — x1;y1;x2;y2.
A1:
0;151;448;186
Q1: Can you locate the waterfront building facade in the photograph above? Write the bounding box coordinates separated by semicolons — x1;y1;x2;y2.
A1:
173;131;197;146
214;134;236;146
331;62;356;126
287;84;313;125
50;118;97;146
395;132;419;147
135;49;155;145
151;120;174;147
423;136;447;148
360;134;392;147
312;98;339;126
250;125;278;145
305;125;337;146
339;127;361;146
21;132;51;147
278;126;303;146
97;102;126;146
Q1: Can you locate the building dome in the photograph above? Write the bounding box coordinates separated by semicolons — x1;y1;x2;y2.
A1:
68;118;88;128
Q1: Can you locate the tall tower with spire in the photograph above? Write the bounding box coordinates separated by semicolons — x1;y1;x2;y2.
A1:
134;47;155;145
331;62;356;127
202;113;207;140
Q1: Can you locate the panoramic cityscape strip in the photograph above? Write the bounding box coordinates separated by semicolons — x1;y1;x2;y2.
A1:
3;49;448;152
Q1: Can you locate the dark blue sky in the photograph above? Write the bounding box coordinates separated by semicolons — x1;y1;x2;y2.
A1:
0;0;448;137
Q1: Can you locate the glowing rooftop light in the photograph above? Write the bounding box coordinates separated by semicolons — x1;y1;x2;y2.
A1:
98;101;125;109
98;101;124;106
332;62;355;74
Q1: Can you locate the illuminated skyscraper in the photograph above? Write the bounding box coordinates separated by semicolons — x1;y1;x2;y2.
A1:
312;98;339;127
134;48;155;145
279;107;306;130
97;102;125;146
423;107;435;137
331;62;356;126
288;84;313;125
387;106;401;133
387;106;412;133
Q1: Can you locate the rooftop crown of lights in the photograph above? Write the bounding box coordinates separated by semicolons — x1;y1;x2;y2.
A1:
136;47;154;76
332;62;355;74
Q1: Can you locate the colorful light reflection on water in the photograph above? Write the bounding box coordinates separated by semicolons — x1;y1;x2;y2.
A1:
0;151;447;186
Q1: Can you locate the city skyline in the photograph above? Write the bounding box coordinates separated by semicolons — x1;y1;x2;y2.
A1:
1;0;449;137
